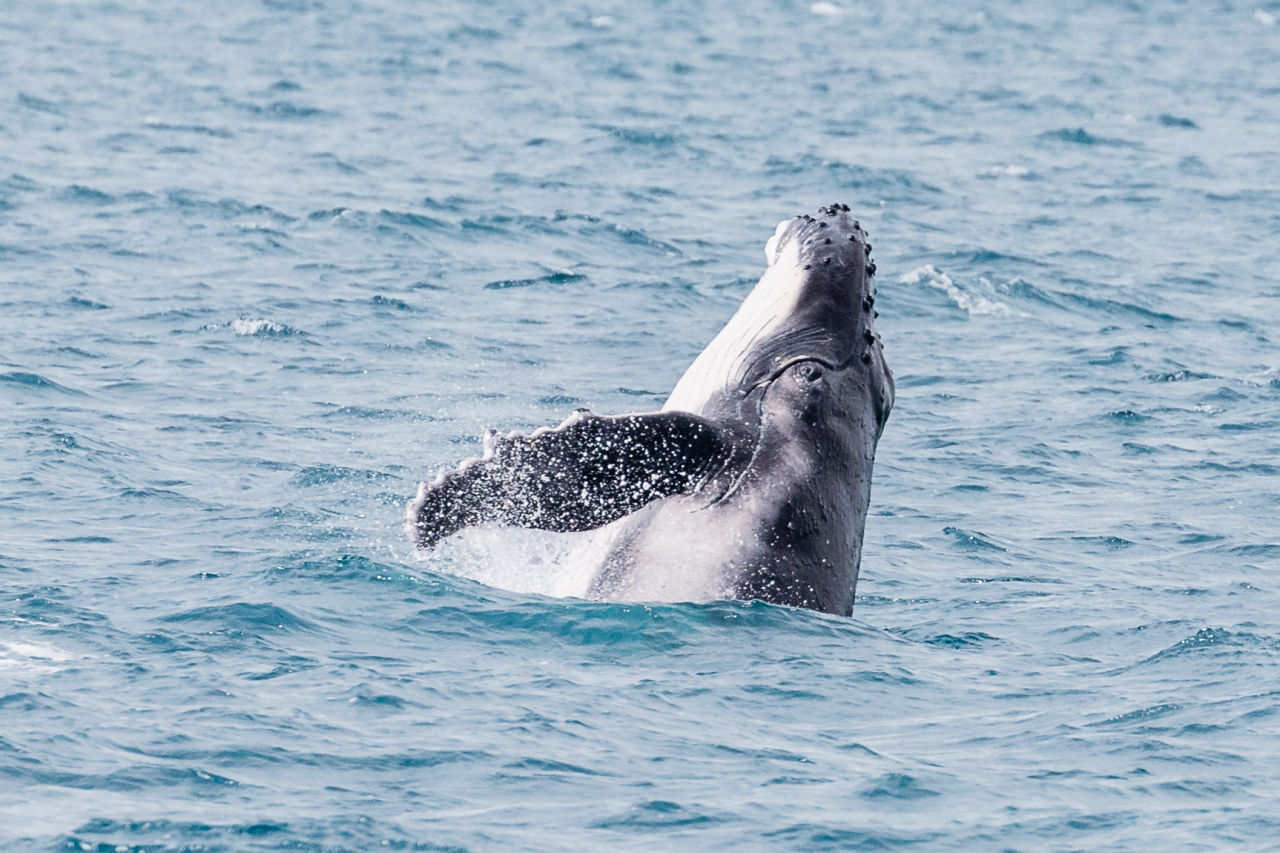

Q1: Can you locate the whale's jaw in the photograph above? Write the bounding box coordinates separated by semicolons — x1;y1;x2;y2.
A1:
663;204;884;418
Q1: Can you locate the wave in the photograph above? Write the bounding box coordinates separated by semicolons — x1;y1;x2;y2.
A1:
158;602;320;634
0;370;87;395
897;265;1014;317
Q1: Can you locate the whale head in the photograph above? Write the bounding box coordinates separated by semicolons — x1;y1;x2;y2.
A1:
663;203;893;436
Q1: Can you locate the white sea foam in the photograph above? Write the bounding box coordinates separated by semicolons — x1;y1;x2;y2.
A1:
898;264;1013;317
1246;366;1280;386
1254;9;1276;26
980;164;1032;179
810;2;845;17
0;642;73;674
231;317;288;336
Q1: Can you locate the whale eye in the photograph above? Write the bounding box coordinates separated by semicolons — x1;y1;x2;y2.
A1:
793;361;824;383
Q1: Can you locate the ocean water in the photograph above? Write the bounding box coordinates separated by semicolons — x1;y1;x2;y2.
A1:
3;0;1280;848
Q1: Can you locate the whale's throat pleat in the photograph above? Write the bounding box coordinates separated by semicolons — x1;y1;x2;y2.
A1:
663;224;807;414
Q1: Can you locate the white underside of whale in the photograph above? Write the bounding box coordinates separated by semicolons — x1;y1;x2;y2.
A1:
662;219;807;415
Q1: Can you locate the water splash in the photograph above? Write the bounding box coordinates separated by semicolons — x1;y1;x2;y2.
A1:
898;264;1012;317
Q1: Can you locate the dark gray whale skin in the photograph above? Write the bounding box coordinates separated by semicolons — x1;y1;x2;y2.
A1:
407;205;893;615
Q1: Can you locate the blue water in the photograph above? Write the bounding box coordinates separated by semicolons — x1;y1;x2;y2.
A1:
4;0;1280;848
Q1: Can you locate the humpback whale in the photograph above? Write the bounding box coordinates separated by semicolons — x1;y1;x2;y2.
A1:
407;205;893;615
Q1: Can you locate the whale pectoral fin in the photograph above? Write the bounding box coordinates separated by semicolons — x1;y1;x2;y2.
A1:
407;410;728;549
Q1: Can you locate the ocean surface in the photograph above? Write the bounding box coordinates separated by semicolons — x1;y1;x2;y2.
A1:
3;0;1280;849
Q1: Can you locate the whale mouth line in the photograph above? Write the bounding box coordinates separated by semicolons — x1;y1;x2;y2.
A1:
749;353;856;391
666;203;873;415
712;350;861;509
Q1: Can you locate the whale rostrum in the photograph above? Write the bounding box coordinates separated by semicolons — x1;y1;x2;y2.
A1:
408;204;893;615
